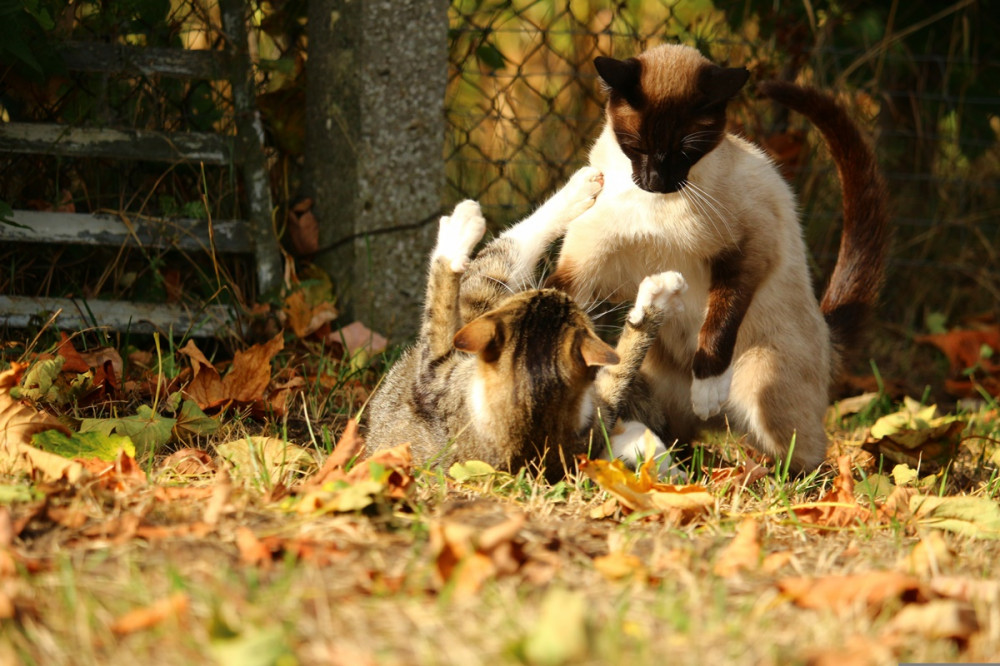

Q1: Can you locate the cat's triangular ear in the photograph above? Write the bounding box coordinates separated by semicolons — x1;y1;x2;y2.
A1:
699;65;750;107
579;332;620;368
594;56;641;101
454;316;503;363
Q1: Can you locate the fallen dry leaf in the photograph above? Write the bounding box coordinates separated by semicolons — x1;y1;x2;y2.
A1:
778;571;928;613
300;419;365;489
110;592;189;635
159;447;217;478
898;531;954;576
578;455;713;523
222;333;284;404
885;599;979;641
203;466;232;526
713;518;761;577
593;551;645;581
430;512;527;596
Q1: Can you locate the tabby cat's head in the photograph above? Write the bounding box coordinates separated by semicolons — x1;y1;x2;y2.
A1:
595;44;748;194
452;288;617;399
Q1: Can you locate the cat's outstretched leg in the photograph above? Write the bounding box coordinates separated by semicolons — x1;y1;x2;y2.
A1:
499;166;603;283
596;270;687;427
460;168;603;321
422;200;486;359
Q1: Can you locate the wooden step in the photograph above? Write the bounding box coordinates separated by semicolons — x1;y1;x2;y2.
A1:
0;295;238;338
1;210;253;253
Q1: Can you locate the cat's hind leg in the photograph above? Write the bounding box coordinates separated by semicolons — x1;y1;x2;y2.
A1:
422;200;486;358
604;420;687;480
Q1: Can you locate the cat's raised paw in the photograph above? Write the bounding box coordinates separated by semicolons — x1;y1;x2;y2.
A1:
628;271;687;324
690;366;733;420
435;200;487;272
561;166;604;220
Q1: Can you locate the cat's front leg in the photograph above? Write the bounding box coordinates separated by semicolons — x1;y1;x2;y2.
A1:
595;271;687;424
690;246;767;419
422;200;486;359
500;166;603;280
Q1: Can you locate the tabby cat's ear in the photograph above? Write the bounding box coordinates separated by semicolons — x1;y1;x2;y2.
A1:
699;65;749;107
454;316;504;363
594;56;641;101
579;332;620;367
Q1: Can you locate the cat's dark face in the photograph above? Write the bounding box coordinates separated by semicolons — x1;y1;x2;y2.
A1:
595;46;748;194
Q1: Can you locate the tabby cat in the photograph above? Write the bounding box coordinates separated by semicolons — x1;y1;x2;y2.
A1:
534;44;890;472
365;168;688;480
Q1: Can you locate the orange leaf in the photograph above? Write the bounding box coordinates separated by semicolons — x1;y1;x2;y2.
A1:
110;592;189;635
56;333;89;374
301;419;365;488
778;571;927;613
713;518;761;577
578;455;713;522
222;333;284;403
916;326;1000;376
179;340;226;410
793;455;871;528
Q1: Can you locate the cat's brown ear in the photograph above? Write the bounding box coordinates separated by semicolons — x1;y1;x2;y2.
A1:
579;332;620;367
699;65;749;107
594;56;641;102
454;316;504;362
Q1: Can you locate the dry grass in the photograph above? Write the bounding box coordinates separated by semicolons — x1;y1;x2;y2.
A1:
3;375;1000;666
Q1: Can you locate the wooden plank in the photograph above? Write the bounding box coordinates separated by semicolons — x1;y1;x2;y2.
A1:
0;295;237;338
0;123;237;164
58;41;231;79
1;210;253;253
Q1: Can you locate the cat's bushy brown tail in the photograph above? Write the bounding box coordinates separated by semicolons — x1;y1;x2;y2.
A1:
757;80;890;374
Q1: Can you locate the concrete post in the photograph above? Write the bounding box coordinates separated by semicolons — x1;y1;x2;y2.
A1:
306;0;448;341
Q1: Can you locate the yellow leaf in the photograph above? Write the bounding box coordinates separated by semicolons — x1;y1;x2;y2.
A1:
578;456;712;522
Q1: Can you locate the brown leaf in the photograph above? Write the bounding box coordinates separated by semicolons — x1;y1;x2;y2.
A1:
287;197;320;255
430;512;527;596
203;466;232;526
793;455;872;528
236;526;274;568
159;448;217;477
178;340;226;410
283;288;338;339
55;333;89;374
593;551;645;581
79;347;123;380
713;518;761;577
778;571;928;613
110;592;189;635
916;325;1000;376
886;599;979;641
302;419;365;488
347;441;413;499
222;333;284;403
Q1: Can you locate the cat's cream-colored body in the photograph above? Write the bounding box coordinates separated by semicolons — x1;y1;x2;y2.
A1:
555;123;832;469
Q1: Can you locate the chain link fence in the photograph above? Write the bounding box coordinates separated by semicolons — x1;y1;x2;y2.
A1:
445;0;1000;334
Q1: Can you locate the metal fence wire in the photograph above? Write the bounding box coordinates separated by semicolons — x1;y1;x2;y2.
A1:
445;0;1000;332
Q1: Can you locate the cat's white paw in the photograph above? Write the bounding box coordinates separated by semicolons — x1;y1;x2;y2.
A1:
628;271;687;325
607;421;687;481
560;166;604;221
690;366;734;419
435;199;486;272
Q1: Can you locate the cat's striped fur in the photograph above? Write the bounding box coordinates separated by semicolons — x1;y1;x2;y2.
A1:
365;168;688;480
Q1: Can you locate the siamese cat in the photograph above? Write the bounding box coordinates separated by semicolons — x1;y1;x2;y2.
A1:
365;168;689;481
534;44;889;472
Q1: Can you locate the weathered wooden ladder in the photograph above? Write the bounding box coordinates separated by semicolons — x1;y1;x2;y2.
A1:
0;0;281;338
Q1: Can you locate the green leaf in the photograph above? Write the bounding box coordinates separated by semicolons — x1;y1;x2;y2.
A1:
0;484;42;504
32;429;135;462
174;399;220;438
855;474;895;503
521;587;588;666
449;460;499;482
209;625;295;666
81;406;175;457
14;357;65;402
910;495;1000;539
